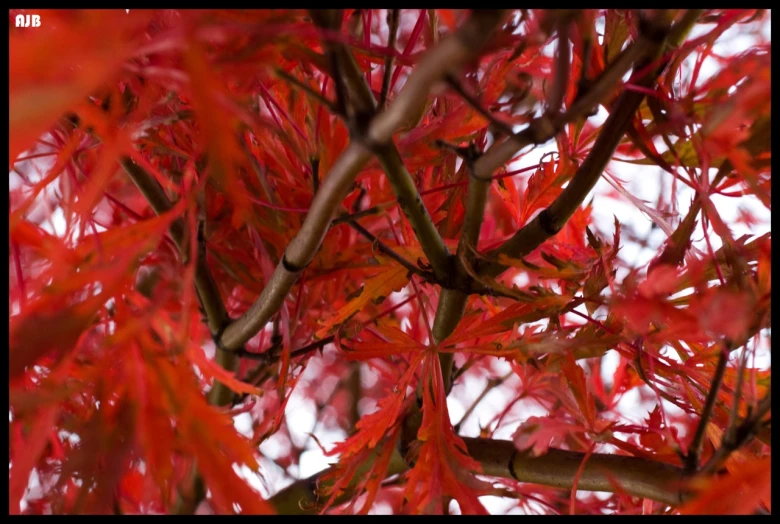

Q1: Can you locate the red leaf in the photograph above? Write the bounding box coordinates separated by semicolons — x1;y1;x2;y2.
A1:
513;416;584;457
679;457;770;515
403;352;491;514
560;353;596;427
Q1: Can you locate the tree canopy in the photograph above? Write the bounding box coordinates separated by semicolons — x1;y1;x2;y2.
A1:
9;9;771;515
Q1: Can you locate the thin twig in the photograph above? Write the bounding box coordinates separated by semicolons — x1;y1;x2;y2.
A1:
331;204;389;225
379;9;400;109
347;219;436;281
725;343;751;441
445;74;515;136
685;342;730;472
701;391;771;474
454;371;513;433
238;132;278;208
477;11;684;280
274;68;340;114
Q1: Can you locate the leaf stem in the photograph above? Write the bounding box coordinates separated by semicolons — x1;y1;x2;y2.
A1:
274;67;339;114
445;74;515;137
347;218;436;281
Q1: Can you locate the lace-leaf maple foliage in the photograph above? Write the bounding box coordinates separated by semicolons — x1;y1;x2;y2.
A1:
9;9;770;515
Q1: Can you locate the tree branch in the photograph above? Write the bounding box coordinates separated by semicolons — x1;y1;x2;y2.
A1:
685;342;730;471
468;438;689;507
268;437;693;513
379;9;400;109
218;10;507;352
436;145;491;392
477;11;682;279
546;18;571;114
312;9;466;284
701;391;771;474
373;142;452;282
120;158;237;515
119;158;238;405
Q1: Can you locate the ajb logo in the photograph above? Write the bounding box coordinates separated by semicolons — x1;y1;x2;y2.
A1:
15;14;41;28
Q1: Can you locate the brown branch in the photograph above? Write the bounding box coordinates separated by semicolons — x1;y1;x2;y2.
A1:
268;437;693;513
701;391;771;474
546;19;571;114
436;144;491;392
445;74;515;137
347;219;436;281
120;158;238;515
379;9;400;109
372;142;452;282
477;11;682;279
468;438;689;507
685;343;730;471
331;204;389;225
218;11;508;352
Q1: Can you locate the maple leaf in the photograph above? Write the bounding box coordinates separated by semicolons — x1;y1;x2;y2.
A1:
403;352;492;514
316;261;411;338
319;353;424;514
513;416;583;458
517;157;567;226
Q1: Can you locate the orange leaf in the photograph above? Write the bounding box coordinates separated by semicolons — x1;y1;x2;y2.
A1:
316;261;410;338
403;352;491;514
679;457;770;515
188;345;262;396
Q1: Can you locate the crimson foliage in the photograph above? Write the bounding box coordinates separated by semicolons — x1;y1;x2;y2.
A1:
9;9;770;515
